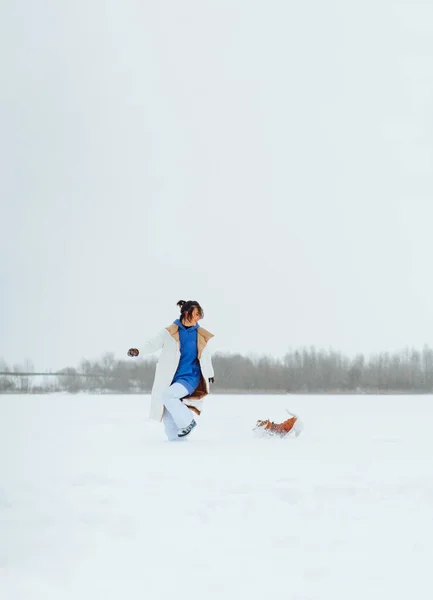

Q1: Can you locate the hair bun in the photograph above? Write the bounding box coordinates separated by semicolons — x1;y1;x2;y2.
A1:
177;300;186;308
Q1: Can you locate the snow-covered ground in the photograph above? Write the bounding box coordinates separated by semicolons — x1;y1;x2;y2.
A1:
1;393;433;600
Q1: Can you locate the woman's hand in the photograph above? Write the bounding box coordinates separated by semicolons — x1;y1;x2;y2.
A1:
127;348;139;357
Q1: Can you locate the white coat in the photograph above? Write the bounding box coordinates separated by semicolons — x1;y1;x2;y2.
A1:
138;323;215;421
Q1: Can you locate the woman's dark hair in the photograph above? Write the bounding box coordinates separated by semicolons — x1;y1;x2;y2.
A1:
177;300;204;321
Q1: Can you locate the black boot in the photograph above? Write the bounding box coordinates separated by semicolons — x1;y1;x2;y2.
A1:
178;419;197;438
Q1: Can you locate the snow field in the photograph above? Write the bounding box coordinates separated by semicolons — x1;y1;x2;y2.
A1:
1;393;433;600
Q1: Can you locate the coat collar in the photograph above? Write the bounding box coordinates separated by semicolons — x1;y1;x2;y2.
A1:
165;323;214;358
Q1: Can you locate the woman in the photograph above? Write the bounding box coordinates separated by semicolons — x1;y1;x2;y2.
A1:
127;300;215;440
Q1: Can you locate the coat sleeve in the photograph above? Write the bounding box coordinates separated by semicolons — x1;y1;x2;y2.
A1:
202;341;215;378
138;329;166;356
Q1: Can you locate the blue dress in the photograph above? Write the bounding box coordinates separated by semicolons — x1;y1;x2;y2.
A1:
171;319;201;395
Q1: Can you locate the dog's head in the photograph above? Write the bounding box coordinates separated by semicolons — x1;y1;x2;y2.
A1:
255;419;271;429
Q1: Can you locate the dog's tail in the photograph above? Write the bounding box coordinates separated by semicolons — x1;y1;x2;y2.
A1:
286;408;303;437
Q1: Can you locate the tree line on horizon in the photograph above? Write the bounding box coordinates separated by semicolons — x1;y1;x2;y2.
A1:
2;345;433;394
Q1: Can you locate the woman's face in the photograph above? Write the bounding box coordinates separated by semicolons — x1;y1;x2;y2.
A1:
186;307;202;325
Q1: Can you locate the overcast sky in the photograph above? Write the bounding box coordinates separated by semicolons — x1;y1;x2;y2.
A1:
1;1;433;371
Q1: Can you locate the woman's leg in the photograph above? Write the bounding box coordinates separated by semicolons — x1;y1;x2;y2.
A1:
163;410;181;441
162;383;195;429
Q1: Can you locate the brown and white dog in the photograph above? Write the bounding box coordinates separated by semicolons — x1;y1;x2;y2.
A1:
254;410;303;438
